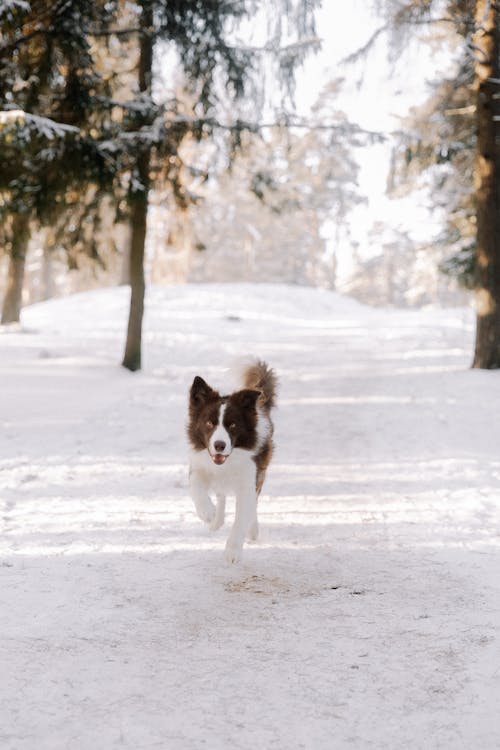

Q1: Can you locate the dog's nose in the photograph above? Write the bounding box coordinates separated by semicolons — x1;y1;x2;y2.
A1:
214;441;226;453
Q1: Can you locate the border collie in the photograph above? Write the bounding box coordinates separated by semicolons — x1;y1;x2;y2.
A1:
187;359;277;563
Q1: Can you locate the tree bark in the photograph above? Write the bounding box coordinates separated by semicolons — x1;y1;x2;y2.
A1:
472;2;500;368
121;0;153;372
41;232;55;301
1;214;30;325
121;157;149;371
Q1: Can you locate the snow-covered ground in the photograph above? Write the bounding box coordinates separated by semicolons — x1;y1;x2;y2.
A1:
1;283;500;750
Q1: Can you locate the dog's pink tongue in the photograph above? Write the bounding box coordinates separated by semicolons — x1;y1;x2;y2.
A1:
212;454;226;465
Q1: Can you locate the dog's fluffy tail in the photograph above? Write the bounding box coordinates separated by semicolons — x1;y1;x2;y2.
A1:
234;357;277;411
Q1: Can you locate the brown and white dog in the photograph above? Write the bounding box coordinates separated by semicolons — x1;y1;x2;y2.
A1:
187;359;277;563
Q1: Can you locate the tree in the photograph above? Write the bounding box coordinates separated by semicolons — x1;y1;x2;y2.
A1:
471;1;500;367
1;213;30;324
1;1;320;368
120;0;153;371
381;0;500;368
116;0;320;370
387;56;476;289
177;83;366;288
0;0;117;323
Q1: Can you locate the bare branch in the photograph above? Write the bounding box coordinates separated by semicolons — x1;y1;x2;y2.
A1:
88;26;142;38
341;24;389;64
444;105;476;115
341;14;473;66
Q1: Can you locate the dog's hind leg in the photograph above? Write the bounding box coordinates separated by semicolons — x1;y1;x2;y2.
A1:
247;463;268;541
210;493;226;531
225;489;257;564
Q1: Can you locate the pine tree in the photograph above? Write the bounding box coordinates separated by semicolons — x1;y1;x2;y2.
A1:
471;1;500;367
1;0;320;363
117;0;320;370
388;54;476;286
382;0;500;368
181;84;365;288
0;0;117;323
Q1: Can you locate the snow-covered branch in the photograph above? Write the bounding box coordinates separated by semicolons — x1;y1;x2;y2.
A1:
0;110;79;138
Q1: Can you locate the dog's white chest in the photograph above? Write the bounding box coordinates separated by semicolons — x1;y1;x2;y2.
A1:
189;448;256;495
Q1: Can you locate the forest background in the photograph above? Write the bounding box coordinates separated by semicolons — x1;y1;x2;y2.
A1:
1;0;500;370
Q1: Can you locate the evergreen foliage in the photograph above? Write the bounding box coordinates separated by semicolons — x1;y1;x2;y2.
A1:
382;0;500;368
0;0;118;245
1;0;320;358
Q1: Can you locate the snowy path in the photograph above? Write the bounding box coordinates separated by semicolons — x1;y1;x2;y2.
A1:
1;284;500;749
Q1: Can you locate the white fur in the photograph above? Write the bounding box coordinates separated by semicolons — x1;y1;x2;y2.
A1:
208;403;231;457
256;407;272;449
189;447;258;564
229;355;259;388
189;359;274;564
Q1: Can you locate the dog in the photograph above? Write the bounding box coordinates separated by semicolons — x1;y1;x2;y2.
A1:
187;358;277;563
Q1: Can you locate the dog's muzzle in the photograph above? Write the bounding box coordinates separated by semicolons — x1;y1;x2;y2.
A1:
211;452;227;465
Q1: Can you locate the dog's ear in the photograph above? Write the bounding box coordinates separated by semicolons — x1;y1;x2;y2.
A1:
231;389;261;410
190;376;217;406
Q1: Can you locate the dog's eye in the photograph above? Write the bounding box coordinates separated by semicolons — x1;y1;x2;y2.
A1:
206;420;214;429
229;423;236;432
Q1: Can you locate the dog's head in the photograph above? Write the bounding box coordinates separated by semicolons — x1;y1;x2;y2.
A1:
188;376;261;465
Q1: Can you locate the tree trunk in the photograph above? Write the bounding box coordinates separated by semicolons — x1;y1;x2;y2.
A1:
121;0;153;372
1;214;30;325
41;233;55;301
472;2;500;368
121;161;149;371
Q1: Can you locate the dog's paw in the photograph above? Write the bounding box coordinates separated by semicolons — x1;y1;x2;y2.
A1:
225;540;243;564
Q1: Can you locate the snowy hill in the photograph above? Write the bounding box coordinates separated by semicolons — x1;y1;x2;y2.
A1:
1;284;500;749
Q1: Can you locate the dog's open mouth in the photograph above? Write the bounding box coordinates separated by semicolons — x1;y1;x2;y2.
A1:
211;453;227;465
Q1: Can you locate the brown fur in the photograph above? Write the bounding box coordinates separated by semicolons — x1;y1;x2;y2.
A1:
187;377;220;451
254;442;273;495
241;359;278;411
188;361;277;496
187;360;277;559
188;376;262;454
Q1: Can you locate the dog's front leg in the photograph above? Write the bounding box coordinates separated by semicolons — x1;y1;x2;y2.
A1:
225;489;257;564
189;469;215;525
210;493;226;531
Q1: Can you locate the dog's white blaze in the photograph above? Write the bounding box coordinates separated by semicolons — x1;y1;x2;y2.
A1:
209;402;231;455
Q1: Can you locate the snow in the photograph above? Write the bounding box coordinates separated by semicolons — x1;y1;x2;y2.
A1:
1;283;500;749
0;110;79;138
0;1;30;21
